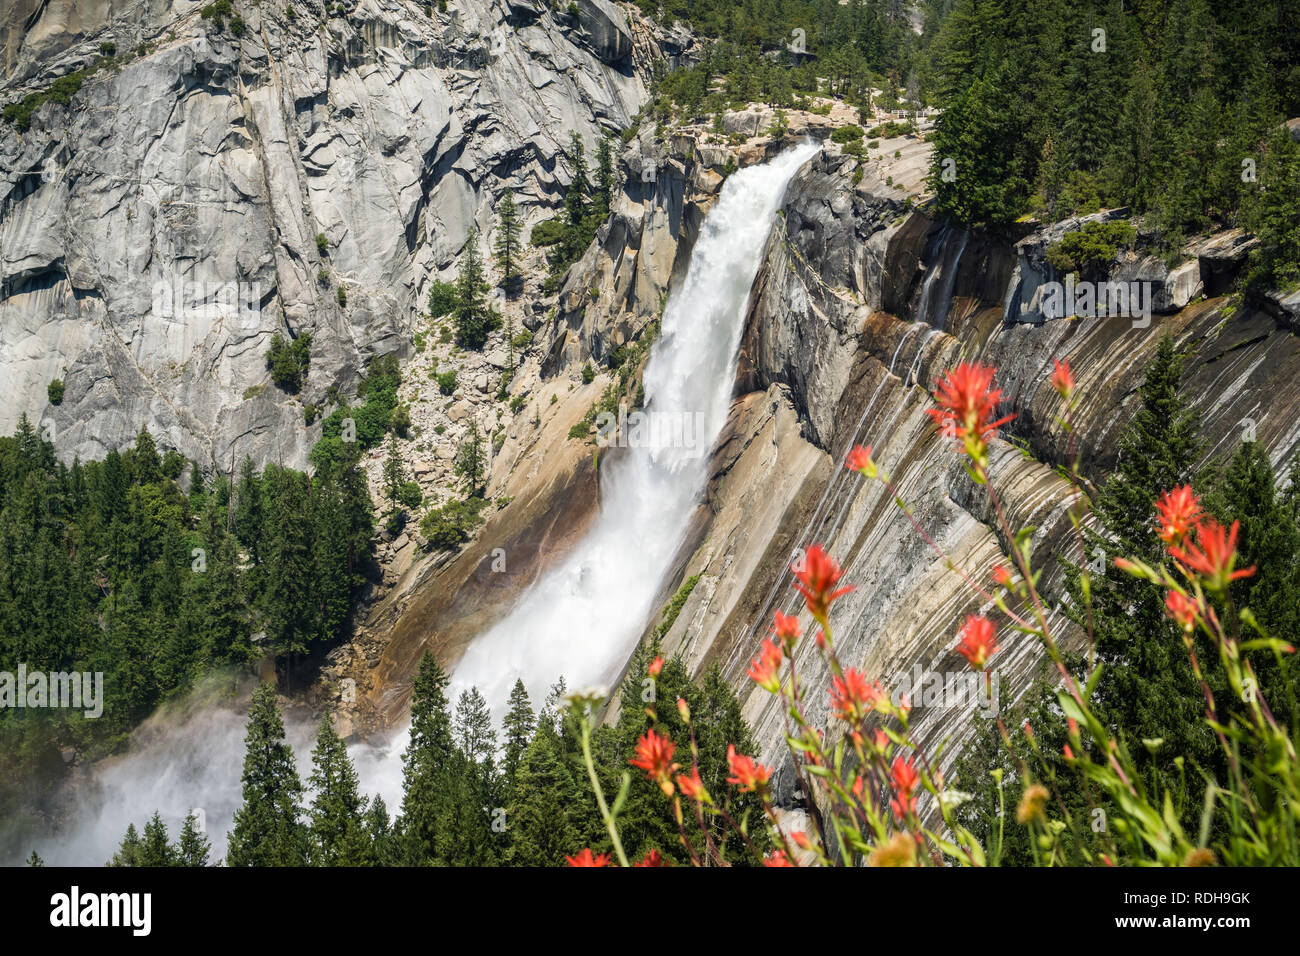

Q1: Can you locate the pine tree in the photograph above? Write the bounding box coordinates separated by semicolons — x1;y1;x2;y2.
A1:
381;432;408;509
233;457;264;565
501;678;535;790
593;135;615;224
226;683;306;866
139;811;174;866
262;468;319;658
505;721;582;866
175;811;211;866
108;823;142;867
455;421;486;497
399;652;460;865
306;713;368;866
454;231;489;349
454;687;496;765
363;794;395;866
494;190;522;293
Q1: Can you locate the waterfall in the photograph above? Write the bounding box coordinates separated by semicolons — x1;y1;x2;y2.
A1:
15;144;820;865
915;225;968;329
449;143;821;715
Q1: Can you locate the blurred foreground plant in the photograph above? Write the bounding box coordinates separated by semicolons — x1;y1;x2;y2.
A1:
566;358;1299;866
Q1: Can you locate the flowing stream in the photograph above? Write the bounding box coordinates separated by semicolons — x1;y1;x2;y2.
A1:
15;143;819;866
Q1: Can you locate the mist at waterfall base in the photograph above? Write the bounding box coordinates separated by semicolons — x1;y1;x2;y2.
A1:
10;144;818;866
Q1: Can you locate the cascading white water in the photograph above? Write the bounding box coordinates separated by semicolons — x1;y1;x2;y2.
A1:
449;143;821;716
13;144;819;866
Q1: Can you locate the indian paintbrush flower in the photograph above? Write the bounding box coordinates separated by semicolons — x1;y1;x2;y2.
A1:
630;728;678;796
926;362;1015;472
726;744;772;793
1155;485;1201;547
747;638;783;692
1168;516;1256;593
954;614;999;671
792;544;853;623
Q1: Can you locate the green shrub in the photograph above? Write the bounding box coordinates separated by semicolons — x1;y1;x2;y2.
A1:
655;575;700;638
581;361;595;384
200;0;233;29
511;329;534;349
47;379;65;406
266;332;312;393
427;280;458;317
1045;220;1137;276
831;124;864;144
509;394;527;414
436;370;458;395
3;71;87;131
420;496;487;550
337;284;348;307
315;233;329;256
397;481;423;510
303;403;319;424
528;217;567;248
391;403;412;436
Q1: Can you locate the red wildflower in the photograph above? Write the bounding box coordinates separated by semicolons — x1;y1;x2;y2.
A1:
763;850;794;867
1165;589;1199;632
747;638;783;692
792;544;853;621
845;444;877;478
648;655;664;678
888;756;921;819
635;849;666;867
992;563;1013;588
926;362;1016;468
726;744;772;793
566;848;610;867
954;615;999;671
829;668;885;723
1050;358;1075;400
891;755;920;795
630;729;677;795
1169;517;1256;592
675;767;707;802
771;610;801;650
1155;486;1202;547
792;830;813;850
1063;744;1074;760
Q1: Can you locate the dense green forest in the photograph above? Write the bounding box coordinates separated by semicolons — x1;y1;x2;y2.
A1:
926;0;1300;285
0;415;376;827
107;645;771;867
956;338;1300;863
639;0;928;126
629;0;1300;290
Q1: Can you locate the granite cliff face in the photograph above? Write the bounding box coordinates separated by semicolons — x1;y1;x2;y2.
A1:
0;0;673;468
